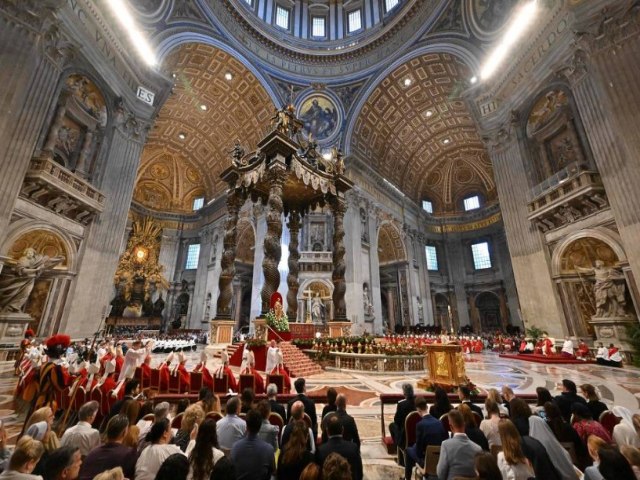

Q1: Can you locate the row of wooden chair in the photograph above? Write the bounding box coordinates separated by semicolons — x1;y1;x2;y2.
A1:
135;367;287;395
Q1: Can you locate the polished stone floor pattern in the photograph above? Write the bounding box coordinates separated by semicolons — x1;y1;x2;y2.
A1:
2;351;639;479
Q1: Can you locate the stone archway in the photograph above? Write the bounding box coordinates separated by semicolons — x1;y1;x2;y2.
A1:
475;291;501;332
377;222;408;331
298;279;333;324
551;229;631;338
1;223;76;337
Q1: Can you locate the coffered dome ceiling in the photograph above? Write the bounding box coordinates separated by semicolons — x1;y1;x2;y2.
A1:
350;52;496;213
136;42;275;212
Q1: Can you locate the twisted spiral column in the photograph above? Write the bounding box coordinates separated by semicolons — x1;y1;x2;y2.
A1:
331;197;347;320
286;210;301;321
260;165;287;314
215;191;244;318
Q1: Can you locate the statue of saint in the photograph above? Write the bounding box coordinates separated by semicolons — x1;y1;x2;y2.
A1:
311;294;325;323
274;298;285;320
363;285;373;317
0;248;64;314
576;260;627;317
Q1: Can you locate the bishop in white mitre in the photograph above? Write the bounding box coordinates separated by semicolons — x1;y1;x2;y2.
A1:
265;340;279;374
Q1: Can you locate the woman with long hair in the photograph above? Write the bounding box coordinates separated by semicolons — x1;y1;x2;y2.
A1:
24;407;59;452
321;453;351;480
185;418;233;480
240;388;255;414
598;446;636;480
278;422;315;480
135;419;184;480
429;387;453;419
534;387;554;417
486;388;509;416
459;403;489;451
620;445;640;480
195;388;220;414
480;398;503;448
0;436;44;480
497;420;535;480
120;399;140;449
544;401;590;469
580;384;608;423
475;451;503;480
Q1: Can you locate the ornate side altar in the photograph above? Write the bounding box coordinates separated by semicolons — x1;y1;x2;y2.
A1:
211;105;353;341
417;343;468;390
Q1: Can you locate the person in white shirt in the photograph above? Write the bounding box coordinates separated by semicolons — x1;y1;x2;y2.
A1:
497;420;535;480
60;401;100;457
135;419;186;480
118;340;153;383
265;340;279;375
137;402;170;443
596;342;609;365
561;337;575;357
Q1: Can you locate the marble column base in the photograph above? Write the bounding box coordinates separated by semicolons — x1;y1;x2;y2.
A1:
209;319;235;345
0;312;31;346
589;315;638;361
329;321;351;338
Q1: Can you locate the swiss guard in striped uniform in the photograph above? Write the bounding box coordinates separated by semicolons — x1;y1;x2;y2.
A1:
35;334;72;410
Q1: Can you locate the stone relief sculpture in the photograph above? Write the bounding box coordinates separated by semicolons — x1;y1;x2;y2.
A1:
0;248;64;313
576;260;628;317
360;208;369;243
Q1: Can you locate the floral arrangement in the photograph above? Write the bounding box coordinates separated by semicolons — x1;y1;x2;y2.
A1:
292;338;315;348
265;308;289;332
246;338;266;348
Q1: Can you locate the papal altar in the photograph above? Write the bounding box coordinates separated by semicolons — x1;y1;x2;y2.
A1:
417;343;468;390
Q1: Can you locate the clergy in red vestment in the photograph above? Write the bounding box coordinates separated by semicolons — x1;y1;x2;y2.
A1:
158;352;173;392
140;355;152;384
214;351;238;392
576;340;590;360
193;351;213;390
175;352;191;393
542;335;554;356
114;346;124;376
473;338;483;353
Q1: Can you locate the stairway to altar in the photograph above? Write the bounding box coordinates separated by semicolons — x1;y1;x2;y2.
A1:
279;341;323;377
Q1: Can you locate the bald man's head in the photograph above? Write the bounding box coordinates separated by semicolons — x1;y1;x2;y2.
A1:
336;393;347;411
291;400;304;420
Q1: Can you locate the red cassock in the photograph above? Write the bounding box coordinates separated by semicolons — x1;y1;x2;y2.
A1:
534;340;543;355
251;367;265;394
224;366;238;392
201;367;214;390
474;340;483;353
543;338;553;356
608;347;619;357
140;363;152;383
577;343;590;358
99;374;120;413
158;363;170;391
269;366;292;393
100;352;113;368
177;365;191;393
114;356;124;376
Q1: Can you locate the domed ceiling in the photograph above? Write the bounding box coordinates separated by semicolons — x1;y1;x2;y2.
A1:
350;53;497;214
135;42;275;212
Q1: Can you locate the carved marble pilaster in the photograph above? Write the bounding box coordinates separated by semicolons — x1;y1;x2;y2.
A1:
215;191;245;319
331;197;348;321
286;210;301;321
260;163;287;314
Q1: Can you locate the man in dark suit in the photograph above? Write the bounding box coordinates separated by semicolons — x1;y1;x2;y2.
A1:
404;396;448;480
554;379;587;422
389;383;416;450
266;382;287;424
436;410;482;480
321;393;360;449
287;377;317;436
317;413;363;480
457;384;483;418
107;379;139;420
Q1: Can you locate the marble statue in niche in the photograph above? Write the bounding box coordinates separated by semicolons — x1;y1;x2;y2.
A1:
576;261;628;317
0;248;64;313
363;283;374;319
360;208;369;243
311;293;326;323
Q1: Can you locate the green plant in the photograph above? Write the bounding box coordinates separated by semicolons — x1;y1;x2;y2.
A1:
246;338;266;348
265;308;289;332
525;325;548;342
625;323;640;367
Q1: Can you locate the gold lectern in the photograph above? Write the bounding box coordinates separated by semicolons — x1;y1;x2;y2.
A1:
417;343;468;390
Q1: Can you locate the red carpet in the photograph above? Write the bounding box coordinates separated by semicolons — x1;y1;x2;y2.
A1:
499;353;595;364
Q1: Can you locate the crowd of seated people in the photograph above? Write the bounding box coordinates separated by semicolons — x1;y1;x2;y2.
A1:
6;372;365;480
387;379;640;480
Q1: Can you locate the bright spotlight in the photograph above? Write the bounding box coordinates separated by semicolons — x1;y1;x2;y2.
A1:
106;0;157;67
480;0;538;80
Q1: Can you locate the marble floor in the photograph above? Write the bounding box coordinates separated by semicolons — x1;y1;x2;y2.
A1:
2;351;639;480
